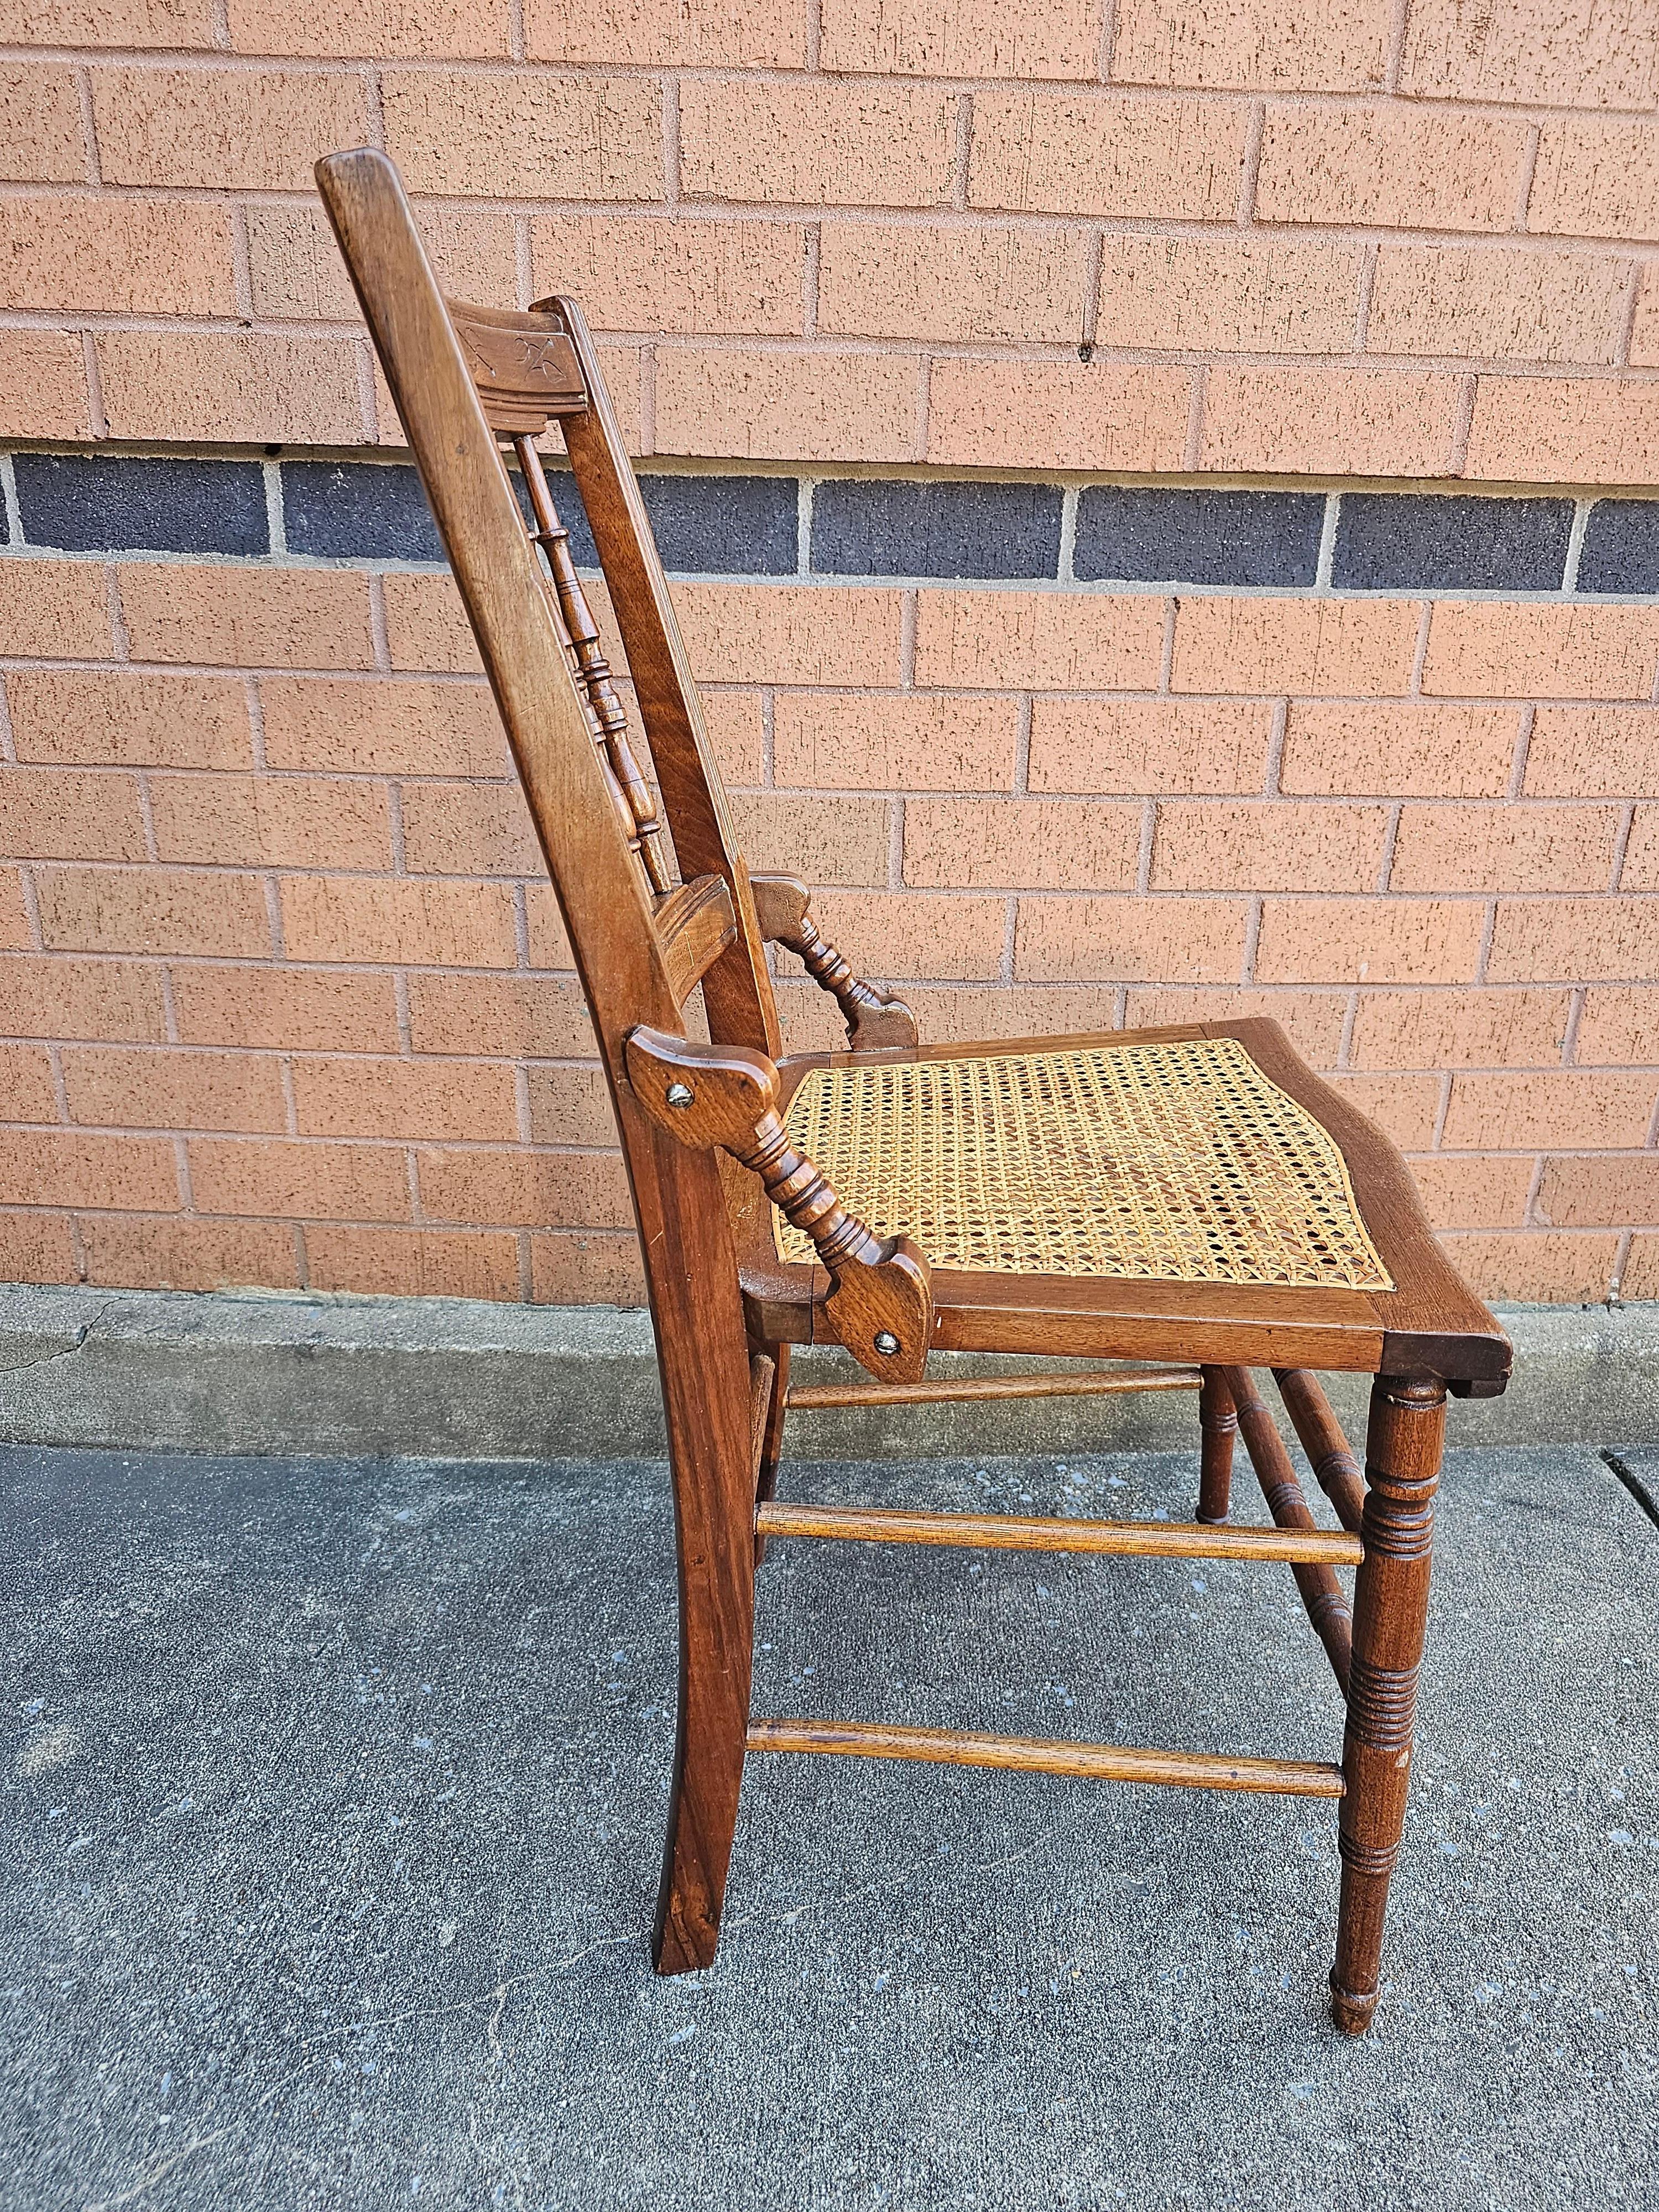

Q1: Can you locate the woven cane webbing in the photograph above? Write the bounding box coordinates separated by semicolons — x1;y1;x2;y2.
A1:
774;1037;1393;1290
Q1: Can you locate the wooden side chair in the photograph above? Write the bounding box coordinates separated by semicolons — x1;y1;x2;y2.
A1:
317;150;1510;2036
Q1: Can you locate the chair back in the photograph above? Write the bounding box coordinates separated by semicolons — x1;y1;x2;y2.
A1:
316;148;767;1484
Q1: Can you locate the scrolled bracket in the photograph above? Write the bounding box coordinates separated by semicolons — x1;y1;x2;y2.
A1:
749;873;919;1051
625;1026;933;1383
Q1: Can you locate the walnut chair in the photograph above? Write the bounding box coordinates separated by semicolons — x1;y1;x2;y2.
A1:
317;150;1510;2037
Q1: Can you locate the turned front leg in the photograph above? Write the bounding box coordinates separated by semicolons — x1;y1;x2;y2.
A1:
1331;1373;1446;2036
1197;1366;1236;1524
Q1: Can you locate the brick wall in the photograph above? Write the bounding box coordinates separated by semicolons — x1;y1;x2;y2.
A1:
3;0;1659;1310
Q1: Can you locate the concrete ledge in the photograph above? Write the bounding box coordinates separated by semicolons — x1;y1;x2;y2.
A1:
0;1282;1655;1460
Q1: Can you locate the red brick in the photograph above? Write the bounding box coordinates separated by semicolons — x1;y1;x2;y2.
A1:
700;689;767;786
81;1212;299;1291
91;65;368;189
524;1065;618;1147
1575;987;1659;1065
1121;985;1348;1063
0;1209;77;1284
526;0;804;65
0;0;216;41
682;79;955;206
1256;105;1529;231
383;71;660;198
228;0;513;57
171;964;401;1054
729;793;891;885
1439;1230;1620;1305
98;330;366;445
1254;898;1486;984
36;868;272;958
383;575;483;675
0;64;86;182
1199;368;1463;477
1173;598;1418;696
655;348;920;465
1348;987;1572;1070
1390;805;1620;893
524;884;575;969
1466;377;1659;485
1281;702;1517;798
62;1045;286;1133
1097;236;1364;353
247;201;518;322
291;1055;519;1142
0;1040;57;1123
821;0;1103;79
1014;896;1248;983
0;562;112;661
408;972;596;1058
1326;1072;1443;1149
6;671;252;770
1407;1154;1536;1231
1399;0;1656;109
0;953;166;1043
400;781;539;877
905;798;1140;890
926;358;1192;472
1528;116;1659;239
1112;0;1390;91
806;890;1008;981
119;566;374;671
0;870;28;951
279;877;517;969
305;1223;522;1300
416;1145;630;1228
0;194;234;315
1153;801;1389;893
259;677;504;779
149;774;392;871
1624;1233;1659;1298
773;691;1021;791
1535;1152;1659;1227
1442;1069;1656;1149
530;1229;645;1306
1423;603;1659;701
915;591;1165;690
0;1128;178;1211
818;222;1092;345
1367;244;1630;366
1488;898;1659;982
674;584;903;687
189;1137;413;1223
532;216;803;336
969;91;1246;218
0;329;90;440
1030;699;1272;796
1525;708;1659;797
0;767;146;861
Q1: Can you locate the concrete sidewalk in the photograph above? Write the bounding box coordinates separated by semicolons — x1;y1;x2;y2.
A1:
3;1439;1656;2209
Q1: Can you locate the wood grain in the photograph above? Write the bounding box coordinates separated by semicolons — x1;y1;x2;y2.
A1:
784;1364;1198;1410
747;1719;1345;1797
756;1499;1363;1563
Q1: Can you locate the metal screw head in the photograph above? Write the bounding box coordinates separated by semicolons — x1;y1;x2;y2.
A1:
665;1082;695;1109
873;1330;900;1356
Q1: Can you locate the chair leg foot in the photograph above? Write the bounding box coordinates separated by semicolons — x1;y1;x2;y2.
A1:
1329;1373;1444;2035
1329;1972;1379;2037
1197;1365;1237;1524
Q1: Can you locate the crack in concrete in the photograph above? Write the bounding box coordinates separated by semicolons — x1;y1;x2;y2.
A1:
1601;1450;1659;1531
0;1306;109;1380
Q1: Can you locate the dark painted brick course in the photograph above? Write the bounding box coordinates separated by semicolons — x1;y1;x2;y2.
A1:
1074;488;1323;587
282;461;445;562
15;453;268;556
642;473;796;575
812;479;1062;579
1333;494;1572;592
1578;501;1659;596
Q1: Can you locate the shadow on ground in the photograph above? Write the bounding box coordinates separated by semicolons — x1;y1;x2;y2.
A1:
2;1438;1655;2209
